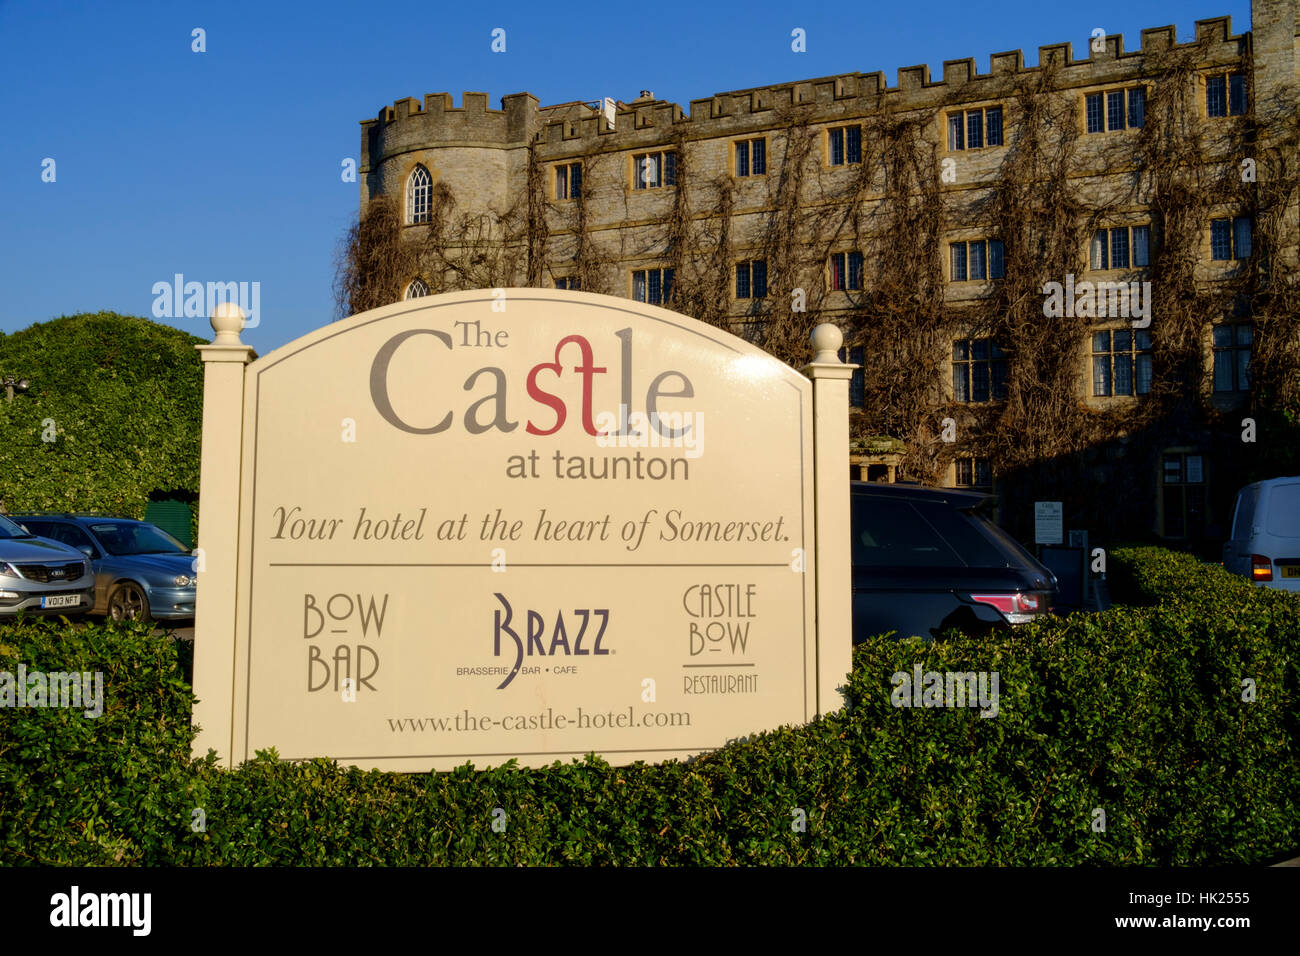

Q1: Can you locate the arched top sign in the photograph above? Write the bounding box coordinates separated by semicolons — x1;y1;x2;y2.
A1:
192;290;853;772
250;289;811;390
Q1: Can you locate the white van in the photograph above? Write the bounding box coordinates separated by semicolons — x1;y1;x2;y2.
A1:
1222;476;1300;591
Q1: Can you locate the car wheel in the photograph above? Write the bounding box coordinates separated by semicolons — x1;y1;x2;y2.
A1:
108;582;152;623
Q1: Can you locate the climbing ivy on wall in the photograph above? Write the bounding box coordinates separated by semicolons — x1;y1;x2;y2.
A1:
336;61;1300;534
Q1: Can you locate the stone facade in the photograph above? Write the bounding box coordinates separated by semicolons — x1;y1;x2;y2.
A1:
356;0;1300;550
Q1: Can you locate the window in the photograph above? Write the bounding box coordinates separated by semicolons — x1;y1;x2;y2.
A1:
1085;95;1103;135
852;496;1010;567
1106;91;1124;131
1128;87;1146;128
632;268;674;305
1206;73;1247;117
838;346;866;407
1109;228;1129;268
952;339;1008;402
950;242;966;281
829;251;865;291
404;278;429;299
828;125;863;166
851;497;961;568
1160;452;1207;538
406;165;432;224
736;260;767;298
632;269;671;305
555;162;582;200
986;107;1003;147
23;520;96;554
735;138;766;176
989;239;1005;278
1231;482;1260;540
950;239;1005;281
1230;73;1247;115
633;151;677;189
1091;225;1151;269
947;107;1003;150
554;276;580;290
1213;323;1252;392
1092;329;1152;396
1210;217;1252;260
1084;87;1145;133
1133;225;1151;267
955;457;992;489
1206;76;1225;116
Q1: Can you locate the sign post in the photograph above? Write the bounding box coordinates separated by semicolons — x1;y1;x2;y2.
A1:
191;303;256;762
804;324;854;717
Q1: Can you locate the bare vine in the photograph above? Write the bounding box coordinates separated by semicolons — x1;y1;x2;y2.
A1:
337;63;1300;508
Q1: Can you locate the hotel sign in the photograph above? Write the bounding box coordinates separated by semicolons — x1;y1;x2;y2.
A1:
192;290;853;771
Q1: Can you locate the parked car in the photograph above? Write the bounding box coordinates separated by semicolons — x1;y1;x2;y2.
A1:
10;514;197;622
851;482;1057;642
1221;476;1300;592
0;513;93;617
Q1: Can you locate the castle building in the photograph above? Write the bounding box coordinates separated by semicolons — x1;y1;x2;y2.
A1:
352;0;1300;551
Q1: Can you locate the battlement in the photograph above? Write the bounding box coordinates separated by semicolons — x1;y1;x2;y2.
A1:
360;91;543;172
527;14;1244;150
362;10;1253;164
363;91;496;127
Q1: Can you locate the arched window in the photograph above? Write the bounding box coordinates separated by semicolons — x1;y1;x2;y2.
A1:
405;278;429;299
407;166;432;224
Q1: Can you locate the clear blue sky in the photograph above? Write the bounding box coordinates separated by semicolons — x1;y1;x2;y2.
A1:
0;0;1252;355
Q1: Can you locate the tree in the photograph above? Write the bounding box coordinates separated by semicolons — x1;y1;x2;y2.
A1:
0;313;204;520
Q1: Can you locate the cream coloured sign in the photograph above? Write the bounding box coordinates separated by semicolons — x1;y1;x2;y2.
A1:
193;290;853;771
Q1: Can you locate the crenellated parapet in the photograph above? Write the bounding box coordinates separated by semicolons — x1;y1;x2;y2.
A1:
356;3;1289;211
361;13;1253;167
360;91;542;175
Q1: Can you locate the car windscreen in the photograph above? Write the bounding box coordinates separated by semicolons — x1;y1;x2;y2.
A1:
89;522;189;556
1265;483;1300;537
852;495;1031;569
0;514;31;539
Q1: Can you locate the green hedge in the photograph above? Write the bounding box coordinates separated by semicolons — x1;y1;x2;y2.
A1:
0;313;203;521
1;548;1297;865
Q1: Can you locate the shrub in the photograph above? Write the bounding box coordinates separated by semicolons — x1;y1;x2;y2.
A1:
0;313;203;520
1;550;1296;866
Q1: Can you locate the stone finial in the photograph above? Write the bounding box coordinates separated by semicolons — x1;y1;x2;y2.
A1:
211;302;246;346
810;323;844;363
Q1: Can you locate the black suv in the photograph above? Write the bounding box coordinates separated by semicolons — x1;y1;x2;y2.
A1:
851;482;1057;642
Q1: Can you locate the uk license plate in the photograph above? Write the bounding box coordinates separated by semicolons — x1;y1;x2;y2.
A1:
41;594;80;609
1283;566;1300;579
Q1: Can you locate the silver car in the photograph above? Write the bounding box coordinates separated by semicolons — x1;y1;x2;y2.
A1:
11;515;197;623
0;513;94;617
